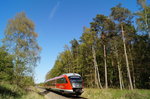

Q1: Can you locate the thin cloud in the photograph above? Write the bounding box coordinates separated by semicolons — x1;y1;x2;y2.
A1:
49;1;60;20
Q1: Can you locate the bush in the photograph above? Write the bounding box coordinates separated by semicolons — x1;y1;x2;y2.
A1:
0;82;25;99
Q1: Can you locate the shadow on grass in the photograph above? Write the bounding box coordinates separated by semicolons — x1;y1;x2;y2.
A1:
0;85;21;98
46;89;88;99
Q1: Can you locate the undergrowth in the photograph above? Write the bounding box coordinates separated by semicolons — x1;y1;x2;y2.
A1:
0;82;44;99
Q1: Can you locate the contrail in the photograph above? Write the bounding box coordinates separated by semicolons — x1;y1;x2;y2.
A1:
49;1;60;20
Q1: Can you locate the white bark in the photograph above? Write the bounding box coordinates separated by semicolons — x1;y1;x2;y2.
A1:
104;45;108;89
92;46;103;88
129;47;136;88
121;24;133;90
114;45;123;90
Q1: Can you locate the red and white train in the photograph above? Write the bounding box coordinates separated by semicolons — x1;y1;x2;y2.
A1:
44;73;84;95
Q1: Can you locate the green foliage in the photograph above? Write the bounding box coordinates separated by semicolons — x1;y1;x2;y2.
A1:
0;47;14;81
0;82;25;99
137;0;146;8
0;82;44;99
111;4;132;23
3;12;41;68
136;3;150;37
2;12;41;87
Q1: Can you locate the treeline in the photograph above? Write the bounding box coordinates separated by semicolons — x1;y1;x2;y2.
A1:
46;1;150;89
0;12;41;87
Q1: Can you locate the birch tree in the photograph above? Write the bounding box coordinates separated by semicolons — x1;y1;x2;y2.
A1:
111;4;134;90
3;12;41;86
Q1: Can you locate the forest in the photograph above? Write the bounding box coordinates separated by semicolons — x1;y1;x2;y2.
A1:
46;1;150;90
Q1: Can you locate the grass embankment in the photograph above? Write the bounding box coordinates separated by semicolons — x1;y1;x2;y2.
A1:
0;82;44;99
82;88;150;99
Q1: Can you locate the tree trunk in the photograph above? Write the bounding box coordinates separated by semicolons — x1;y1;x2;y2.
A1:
129;47;136;88
121;71;125;89
103;45;108;89
121;24;133;90
92;46;103;88
77;46;79;73
114;45;123;90
90;69;94;87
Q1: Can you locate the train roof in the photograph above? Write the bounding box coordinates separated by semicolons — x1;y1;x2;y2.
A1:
62;73;81;77
45;73;81;82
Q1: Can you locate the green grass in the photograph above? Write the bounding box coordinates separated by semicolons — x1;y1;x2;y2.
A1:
0;82;44;99
81;88;150;99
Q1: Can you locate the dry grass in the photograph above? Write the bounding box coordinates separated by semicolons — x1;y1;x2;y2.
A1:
20;92;44;99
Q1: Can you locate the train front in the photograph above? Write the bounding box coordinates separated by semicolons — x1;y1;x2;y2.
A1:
68;74;84;95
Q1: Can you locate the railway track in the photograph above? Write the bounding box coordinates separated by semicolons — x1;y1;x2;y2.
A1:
37;87;87;99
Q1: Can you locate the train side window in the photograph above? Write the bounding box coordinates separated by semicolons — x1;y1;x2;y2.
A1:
62;78;67;83
56;79;61;83
57;78;67;83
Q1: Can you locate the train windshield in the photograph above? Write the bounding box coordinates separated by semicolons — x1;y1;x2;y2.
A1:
69;76;82;83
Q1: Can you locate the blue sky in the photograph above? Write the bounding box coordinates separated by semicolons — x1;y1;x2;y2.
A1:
0;0;139;83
